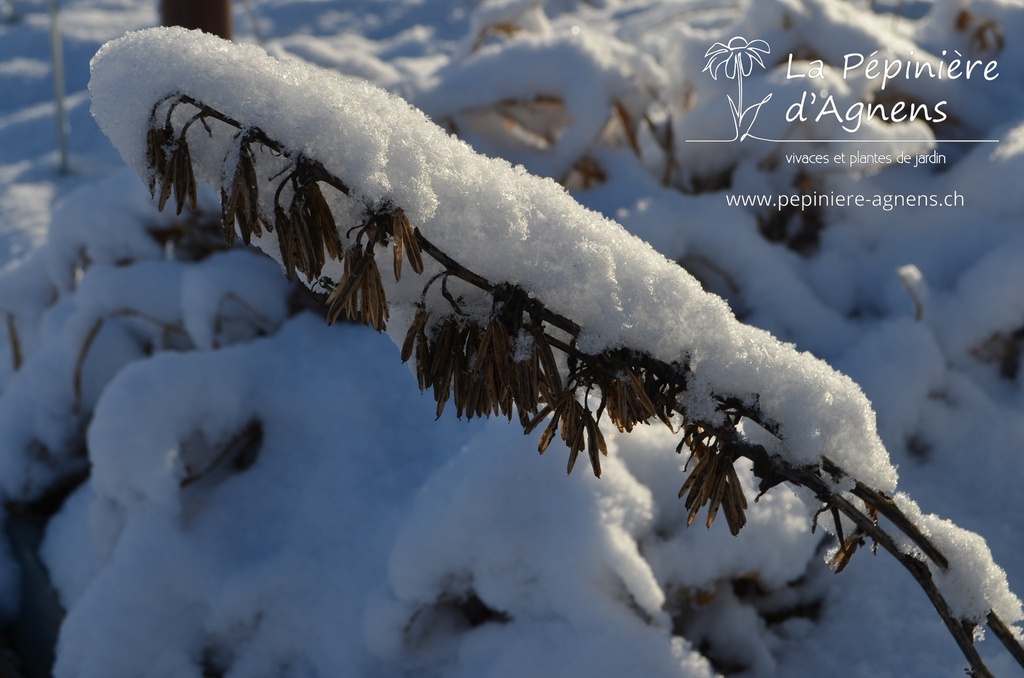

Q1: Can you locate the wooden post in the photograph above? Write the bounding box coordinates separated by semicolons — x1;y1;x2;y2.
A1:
160;0;232;40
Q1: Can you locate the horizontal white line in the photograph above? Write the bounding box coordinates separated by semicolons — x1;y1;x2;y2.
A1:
685;138;999;143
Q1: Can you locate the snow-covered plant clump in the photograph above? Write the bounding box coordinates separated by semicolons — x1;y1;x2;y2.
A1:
84;23;1024;676
0;172;821;677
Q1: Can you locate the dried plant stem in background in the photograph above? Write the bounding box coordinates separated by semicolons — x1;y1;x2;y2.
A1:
5;312;21;371
72;310;188;413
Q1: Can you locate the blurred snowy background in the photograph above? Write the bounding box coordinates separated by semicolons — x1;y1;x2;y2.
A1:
1;0;1024;676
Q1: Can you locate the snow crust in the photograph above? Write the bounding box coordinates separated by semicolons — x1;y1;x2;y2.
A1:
893;493;1024;627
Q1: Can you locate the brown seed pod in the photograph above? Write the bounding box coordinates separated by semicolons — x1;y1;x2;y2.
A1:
527;389;605;478
146;124;173;197
289;189;321;282
421;318;470;418
221;140;262;246
160;137;198;216
509;329;547;425
451;324;480;419
274;205;299;282
605;367;658;433
325;247;390;330
677;423;748;535
582;405;607;477
532;327;563;402
304;181;343;261
402;308;430;364
469;318;514;419
829;533;865;573
391;208;424;282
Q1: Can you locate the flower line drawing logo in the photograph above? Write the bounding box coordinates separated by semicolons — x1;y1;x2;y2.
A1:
702;36;773;141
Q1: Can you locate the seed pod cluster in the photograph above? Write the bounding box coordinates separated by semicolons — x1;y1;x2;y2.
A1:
221;135;263;246
556;349;683;434
145;100;425;333
323;206;421;330
677;420;748;535
510;324;562;426
276;167;343;283
403;285;565;428
528;388;607;477
147;122;197;215
602;366;657;432
325;246;389;330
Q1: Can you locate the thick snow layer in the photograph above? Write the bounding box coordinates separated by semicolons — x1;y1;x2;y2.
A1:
90;27;898;493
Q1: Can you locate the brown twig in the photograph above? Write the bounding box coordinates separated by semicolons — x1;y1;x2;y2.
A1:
776;457;992;677
213;292;276;346
72;318;104;414
987;611;1024;669
5;312;21;371
73;310;188;413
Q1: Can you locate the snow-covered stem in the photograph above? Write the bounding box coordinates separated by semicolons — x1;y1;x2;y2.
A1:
989;612;1024;669
784;459;992;676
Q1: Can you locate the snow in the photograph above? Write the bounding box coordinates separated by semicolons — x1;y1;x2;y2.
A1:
0;0;1021;676
893;492;1023;627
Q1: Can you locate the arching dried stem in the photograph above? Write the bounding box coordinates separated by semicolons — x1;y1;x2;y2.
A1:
72;318;105;414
